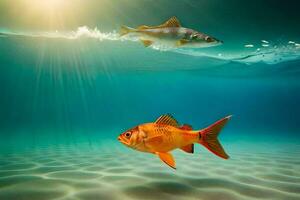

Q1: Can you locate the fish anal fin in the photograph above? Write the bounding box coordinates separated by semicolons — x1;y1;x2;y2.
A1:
156;152;176;169
180;124;193;131
155;114;179;127
180;144;194;154
141;40;153;47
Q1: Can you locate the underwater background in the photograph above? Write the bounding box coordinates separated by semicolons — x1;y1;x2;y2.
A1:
0;0;299;199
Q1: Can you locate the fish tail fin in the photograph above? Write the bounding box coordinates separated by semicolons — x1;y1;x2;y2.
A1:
120;25;135;36
198;115;231;159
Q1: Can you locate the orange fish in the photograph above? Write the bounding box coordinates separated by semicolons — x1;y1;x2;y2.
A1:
118;114;231;169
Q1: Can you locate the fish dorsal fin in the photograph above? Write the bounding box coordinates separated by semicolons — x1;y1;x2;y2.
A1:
155;114;179;127
137;17;181;30
159;16;181;28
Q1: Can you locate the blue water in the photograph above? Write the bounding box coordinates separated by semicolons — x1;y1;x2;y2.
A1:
0;1;300;200
0;35;299;148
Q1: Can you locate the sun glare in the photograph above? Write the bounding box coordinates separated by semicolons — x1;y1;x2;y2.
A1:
31;0;65;9
18;0;71;28
23;0;67;14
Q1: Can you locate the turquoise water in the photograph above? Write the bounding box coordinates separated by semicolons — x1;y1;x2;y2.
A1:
0;1;300;200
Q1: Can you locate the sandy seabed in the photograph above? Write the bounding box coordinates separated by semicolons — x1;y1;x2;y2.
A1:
0;141;299;200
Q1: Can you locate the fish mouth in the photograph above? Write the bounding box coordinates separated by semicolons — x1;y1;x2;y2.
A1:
205;36;223;46
117;136;130;146
117;136;139;149
208;40;223;47
210;37;223;45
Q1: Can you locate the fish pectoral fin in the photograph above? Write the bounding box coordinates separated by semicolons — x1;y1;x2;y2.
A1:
180;144;194;154
177;39;189;47
156;152;176;169
141;40;153;47
146;135;163;146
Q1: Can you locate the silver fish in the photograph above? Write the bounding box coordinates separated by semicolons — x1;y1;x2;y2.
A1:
120;16;222;48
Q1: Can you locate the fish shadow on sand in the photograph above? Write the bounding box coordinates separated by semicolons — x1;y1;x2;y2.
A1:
123;181;193;199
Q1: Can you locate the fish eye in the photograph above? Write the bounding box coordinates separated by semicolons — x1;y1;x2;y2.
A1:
206;37;213;42
125;132;131;138
191;34;198;39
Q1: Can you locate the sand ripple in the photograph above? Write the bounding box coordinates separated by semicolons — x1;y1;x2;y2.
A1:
0;144;299;200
